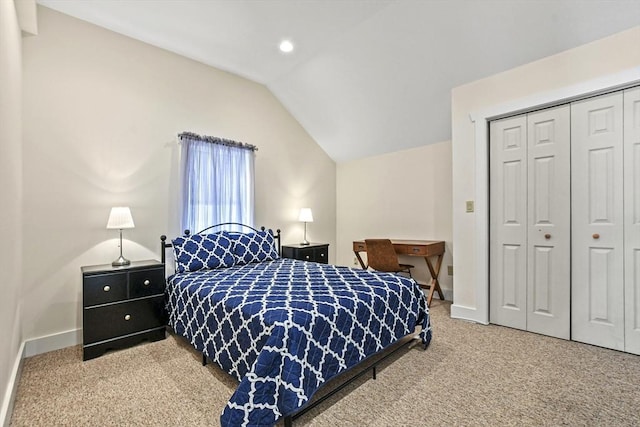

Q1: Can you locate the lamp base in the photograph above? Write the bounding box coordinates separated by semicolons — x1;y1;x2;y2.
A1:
300;240;310;246
112;255;131;267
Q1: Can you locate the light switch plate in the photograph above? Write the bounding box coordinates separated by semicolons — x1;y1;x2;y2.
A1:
466;200;474;212
447;265;453;276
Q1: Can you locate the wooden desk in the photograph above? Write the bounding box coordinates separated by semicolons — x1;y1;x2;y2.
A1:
353;239;445;306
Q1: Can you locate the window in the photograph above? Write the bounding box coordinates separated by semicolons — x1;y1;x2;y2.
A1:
178;132;256;233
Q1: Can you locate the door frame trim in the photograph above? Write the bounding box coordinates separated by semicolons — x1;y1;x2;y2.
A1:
455;66;640;325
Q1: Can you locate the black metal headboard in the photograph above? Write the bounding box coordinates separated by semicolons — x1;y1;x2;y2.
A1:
160;222;282;265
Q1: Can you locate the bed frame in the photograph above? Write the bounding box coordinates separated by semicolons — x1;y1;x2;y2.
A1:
160;223;425;427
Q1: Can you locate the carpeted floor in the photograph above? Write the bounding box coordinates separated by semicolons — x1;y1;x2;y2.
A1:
10;300;640;426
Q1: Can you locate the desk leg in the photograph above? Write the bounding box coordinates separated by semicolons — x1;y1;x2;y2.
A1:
425;254;445;306
354;251;367;269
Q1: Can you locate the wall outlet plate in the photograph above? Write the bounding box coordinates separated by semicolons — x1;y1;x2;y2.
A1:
448;265;453;276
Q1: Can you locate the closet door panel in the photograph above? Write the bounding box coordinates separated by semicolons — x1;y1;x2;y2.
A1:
526;106;570;339
490;115;527;330
571;92;625;351
624;86;640;355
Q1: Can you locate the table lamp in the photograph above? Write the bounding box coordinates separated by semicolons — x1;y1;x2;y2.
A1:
298;208;313;245
107;206;135;266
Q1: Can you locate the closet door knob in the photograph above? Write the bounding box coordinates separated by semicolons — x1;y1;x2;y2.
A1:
593;233;600;239
544;234;551;240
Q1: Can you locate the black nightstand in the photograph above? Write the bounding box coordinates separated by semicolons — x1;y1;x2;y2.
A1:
82;260;166;361
282;243;329;264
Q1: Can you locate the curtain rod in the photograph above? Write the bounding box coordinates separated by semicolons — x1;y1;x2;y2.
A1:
178;131;258;151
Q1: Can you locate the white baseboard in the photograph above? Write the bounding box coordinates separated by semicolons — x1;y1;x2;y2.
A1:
24;328;81;358
450;303;488;325
0;341;25;427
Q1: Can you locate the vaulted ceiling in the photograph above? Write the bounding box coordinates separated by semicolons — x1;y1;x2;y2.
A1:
37;0;640;162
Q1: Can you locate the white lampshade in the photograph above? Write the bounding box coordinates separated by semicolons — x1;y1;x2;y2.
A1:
298;208;313;223
106;207;135;229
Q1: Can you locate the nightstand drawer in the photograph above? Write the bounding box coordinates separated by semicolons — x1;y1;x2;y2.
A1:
83;272;127;306
297;247;315;262
314;247;328;263
83;296;166;344
130;267;165;298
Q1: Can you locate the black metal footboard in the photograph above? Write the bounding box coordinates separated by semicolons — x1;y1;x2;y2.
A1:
199;335;422;427
282;336;421;426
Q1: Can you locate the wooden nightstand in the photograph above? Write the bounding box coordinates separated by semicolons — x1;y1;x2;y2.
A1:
282;243;329;264
82;260;166;361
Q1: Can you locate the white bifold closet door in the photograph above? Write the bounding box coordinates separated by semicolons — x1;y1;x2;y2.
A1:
571;92;625;351
624;86;640;355
490;115;528;331
490;105;570;339
526;107;571;339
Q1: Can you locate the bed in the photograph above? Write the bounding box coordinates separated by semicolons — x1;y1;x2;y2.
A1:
161;224;431;427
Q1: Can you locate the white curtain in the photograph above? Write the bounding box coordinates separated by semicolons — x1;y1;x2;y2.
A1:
179;133;255;234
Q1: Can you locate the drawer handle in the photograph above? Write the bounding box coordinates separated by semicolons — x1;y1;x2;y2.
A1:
544;234;551;240
320;253;325;257
143;279;151;286
412;248;420;252
124;314;131;321
305;255;310;260
103;285;110;292
593;233;600;239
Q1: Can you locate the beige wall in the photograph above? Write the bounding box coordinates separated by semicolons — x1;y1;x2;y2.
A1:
21;6;336;341
0;0;24;422
336;141;453;297
451;26;640;323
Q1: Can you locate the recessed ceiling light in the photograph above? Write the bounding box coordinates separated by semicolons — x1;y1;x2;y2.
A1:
279;40;294;53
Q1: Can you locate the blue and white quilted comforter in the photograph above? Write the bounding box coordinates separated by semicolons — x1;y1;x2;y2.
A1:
166;258;431;427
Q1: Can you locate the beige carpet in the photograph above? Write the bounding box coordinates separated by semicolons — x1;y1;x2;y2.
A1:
10;301;640;426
